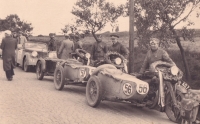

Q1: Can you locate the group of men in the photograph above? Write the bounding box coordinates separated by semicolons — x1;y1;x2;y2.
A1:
1;29;176;81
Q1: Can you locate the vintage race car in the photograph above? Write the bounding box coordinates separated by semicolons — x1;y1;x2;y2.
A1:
15;42;48;72
36;49;92;80
53;49;96;90
86;64;150;107
36;51;64;80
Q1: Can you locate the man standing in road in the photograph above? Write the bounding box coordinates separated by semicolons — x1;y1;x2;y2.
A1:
48;33;56;51
1;30;18;81
58;34;74;59
91;34;108;66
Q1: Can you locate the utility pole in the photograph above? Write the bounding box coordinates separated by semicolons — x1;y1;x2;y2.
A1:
129;0;134;73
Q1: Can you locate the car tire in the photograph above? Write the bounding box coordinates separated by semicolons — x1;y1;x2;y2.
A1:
86;76;103;107
36;61;44;80
23;58;30;72
54;65;65;90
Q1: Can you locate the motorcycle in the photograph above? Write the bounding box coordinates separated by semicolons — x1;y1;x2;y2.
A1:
139;61;200;124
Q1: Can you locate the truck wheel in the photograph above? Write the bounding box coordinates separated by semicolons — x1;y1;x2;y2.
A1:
86;76;102;107
54;66;65;90
23;58;30;72
36;61;44;80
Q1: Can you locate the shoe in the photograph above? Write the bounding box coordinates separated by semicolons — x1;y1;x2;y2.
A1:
7;78;12;81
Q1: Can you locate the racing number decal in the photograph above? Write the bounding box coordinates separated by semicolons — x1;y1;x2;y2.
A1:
79;69;86;78
123;83;133;96
137;84;148;94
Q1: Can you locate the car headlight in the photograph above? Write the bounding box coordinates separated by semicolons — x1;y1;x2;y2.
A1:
171;66;179;76
85;53;91;59
48;52;57;58
115;57;122;65
31;51;38;57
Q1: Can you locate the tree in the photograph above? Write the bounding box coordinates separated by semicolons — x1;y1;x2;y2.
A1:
0;14;33;34
129;0;200;81
71;0;124;40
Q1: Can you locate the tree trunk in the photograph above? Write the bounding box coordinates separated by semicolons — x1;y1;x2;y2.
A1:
92;31;98;41
171;29;191;82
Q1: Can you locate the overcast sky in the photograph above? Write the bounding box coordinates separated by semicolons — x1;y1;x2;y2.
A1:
0;0;199;35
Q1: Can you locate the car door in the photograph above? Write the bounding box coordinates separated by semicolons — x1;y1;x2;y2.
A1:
16;44;24;65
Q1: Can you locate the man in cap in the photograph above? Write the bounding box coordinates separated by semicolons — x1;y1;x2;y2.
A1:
109;34;129;59
139;38;176;74
90;34;108;66
18;31;27;47
48;33;56;51
1;30;18;81
58;34;74;59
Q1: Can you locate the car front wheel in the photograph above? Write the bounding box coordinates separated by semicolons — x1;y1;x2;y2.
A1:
36;61;44;80
54;66;65;90
86;76;103;107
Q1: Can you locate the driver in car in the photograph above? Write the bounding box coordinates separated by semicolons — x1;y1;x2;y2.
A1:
139;38;176;75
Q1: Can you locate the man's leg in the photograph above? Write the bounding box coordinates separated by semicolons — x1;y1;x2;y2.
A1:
5;70;12;81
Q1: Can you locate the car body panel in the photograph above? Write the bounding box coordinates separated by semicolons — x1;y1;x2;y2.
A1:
62;61;96;83
16;42;48;67
96;68;149;101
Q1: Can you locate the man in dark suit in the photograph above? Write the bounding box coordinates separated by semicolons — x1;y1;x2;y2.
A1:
1;30;18;81
109;34;129;59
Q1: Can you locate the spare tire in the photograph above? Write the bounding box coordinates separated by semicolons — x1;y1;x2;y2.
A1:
105;52;125;68
75;49;88;59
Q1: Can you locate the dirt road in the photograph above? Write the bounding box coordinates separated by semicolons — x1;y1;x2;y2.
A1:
0;59;175;124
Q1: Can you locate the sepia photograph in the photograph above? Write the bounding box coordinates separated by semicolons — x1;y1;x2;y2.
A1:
0;0;200;124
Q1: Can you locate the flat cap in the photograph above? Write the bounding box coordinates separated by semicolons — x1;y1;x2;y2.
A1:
110;34;119;38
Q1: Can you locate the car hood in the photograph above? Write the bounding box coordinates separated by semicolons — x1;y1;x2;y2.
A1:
25;48;48;53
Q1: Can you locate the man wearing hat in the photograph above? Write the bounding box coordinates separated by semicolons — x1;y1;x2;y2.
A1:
1;30;18;81
58;34;74;59
91;34;108;66
109;34;129;59
139;38;176;74
18;31;27;47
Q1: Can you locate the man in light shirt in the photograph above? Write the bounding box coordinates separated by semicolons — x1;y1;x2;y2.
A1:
18;31;27;47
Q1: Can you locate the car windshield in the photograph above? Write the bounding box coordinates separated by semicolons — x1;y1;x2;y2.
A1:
24;42;47;50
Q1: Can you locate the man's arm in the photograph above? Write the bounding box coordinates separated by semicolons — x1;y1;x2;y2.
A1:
90;44;95;60
139;52;149;74
162;50;176;66
58;41;64;55
104;43;108;54
1;39;5;50
120;44;129;59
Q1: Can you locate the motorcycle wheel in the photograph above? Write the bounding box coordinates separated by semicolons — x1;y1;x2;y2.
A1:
147;90;159;109
165;93;182;123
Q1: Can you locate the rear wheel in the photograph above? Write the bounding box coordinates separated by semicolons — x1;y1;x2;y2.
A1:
36;61;44;80
23;58;30;72
86;76;102;107
54;66;65;90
